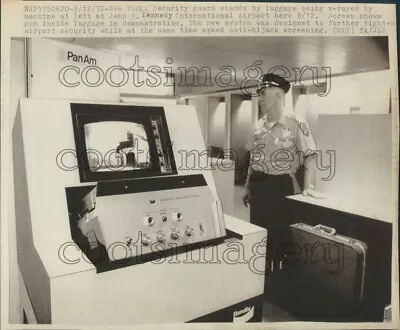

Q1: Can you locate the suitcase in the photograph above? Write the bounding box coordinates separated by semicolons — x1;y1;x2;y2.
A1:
280;223;368;321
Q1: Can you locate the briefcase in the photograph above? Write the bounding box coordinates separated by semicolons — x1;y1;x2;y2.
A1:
281;223;368;321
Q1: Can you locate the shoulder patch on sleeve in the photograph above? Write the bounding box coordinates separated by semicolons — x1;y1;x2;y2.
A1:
288;113;311;136
299;122;310;137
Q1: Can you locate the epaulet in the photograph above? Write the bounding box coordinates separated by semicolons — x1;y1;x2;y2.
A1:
286;112;305;124
254;117;265;131
256;117;265;126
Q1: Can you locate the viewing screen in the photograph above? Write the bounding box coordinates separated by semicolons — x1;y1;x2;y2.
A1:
71;103;177;182
84;121;151;172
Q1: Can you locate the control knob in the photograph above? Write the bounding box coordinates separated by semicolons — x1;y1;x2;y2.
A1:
171;230;180;241
141;234;152;246
157;232;167;243
185;227;194;236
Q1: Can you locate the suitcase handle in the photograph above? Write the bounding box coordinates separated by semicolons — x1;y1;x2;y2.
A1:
314;224;336;235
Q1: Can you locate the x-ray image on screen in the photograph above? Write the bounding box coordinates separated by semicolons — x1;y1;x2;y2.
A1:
84;121;151;172
71;103;177;182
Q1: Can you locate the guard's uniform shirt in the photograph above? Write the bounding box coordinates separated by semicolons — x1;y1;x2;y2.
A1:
245;113;316;176
245;113;317;274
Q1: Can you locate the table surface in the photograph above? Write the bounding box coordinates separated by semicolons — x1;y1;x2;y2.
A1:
287;194;393;223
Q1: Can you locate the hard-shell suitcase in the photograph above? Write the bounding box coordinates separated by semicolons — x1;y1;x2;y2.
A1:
281;223;368;321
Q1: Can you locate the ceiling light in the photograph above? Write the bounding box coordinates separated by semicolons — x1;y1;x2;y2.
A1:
114;44;135;53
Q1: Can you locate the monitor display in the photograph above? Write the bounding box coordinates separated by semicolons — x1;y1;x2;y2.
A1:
71;103;177;182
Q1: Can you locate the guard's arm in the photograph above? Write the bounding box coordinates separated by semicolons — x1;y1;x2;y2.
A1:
295;117;325;199
245;164;253;191
243;128;257;207
303;154;325;199
243;161;253;207
303;153;316;189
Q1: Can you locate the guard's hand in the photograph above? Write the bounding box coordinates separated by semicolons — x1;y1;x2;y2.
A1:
302;188;326;199
243;192;252;207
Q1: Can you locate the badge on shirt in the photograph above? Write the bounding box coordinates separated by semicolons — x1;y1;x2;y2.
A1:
281;128;293;147
281;128;291;139
299;122;310;137
282;139;294;148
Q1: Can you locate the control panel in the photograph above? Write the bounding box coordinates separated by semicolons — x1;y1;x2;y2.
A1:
77;175;225;261
138;208;205;247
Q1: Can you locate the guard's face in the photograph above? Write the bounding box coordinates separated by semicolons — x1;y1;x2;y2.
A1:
259;86;285;120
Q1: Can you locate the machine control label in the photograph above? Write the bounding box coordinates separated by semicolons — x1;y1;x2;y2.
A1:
159;194;200;202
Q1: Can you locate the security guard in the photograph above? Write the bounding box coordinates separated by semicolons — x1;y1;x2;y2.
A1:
243;73;321;273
